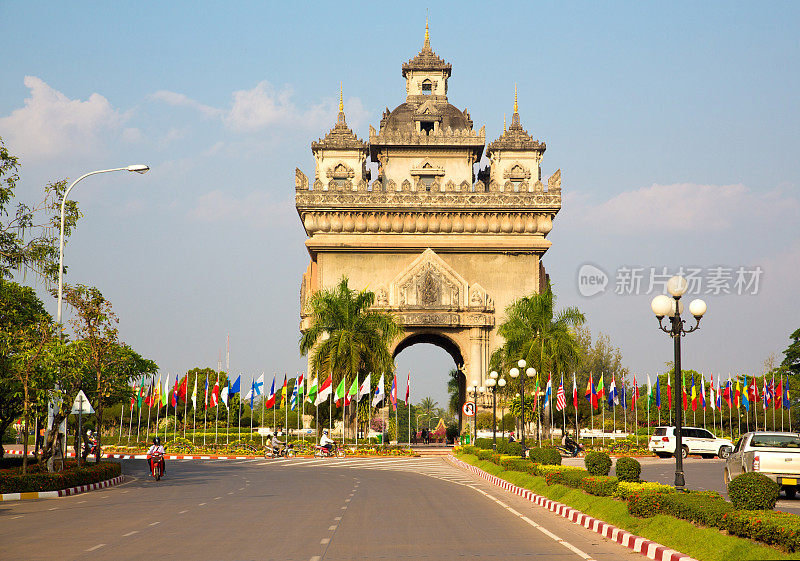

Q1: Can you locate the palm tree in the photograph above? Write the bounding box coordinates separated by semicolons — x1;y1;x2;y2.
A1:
417;396;438;429
447;368;460;414
299;276;400;401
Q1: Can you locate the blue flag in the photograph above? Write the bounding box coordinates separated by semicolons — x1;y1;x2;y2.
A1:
655;377;661;408
785;383;791;410
742;376;750;411
229;375;241;396
249;379;256;409
620;384;627;409
290;381;298;411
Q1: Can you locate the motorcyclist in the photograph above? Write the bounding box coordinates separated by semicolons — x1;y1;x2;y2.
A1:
320;430;334;455
564;433;580;456
271;432;286;456
147;436;166;475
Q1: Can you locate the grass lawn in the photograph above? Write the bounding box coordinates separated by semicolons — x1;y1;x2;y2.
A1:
458;453;800;561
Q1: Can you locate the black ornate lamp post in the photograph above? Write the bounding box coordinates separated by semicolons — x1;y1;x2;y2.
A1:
470;379;479;445
651;275;707;491
509;360;536;459
486;371;506;453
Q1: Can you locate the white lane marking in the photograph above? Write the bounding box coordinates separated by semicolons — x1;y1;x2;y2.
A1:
149;521;160;526
198;503;206;506
86;544;105;552
334;516;342;521
328;525;337;530
310;557;321;561
320;538;330;545
213;496;221;500
123;531;139;537
238;487;245;491
77;500;86;504
227;492;234;495
341;506;347;510
179;510;188;514
49;507;58;510
10;515;23;520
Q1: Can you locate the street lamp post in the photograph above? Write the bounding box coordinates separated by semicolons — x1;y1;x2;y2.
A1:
470;380;479;444
509;360;536;459
486;371;506;453
56;165;150;325
651;275;707;491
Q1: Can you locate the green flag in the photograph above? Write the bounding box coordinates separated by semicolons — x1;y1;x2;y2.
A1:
306;376;318;404
334;377;346;404
347;377;358;399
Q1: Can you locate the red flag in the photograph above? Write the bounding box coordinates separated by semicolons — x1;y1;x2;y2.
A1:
178;376;188;401
209;379;219;408
406;373;410;403
171;376;179;407
776;380;783;409
572;374;578;407
667;374;672;409
630;375;639;411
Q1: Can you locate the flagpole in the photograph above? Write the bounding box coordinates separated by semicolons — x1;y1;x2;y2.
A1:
128;398;134;445
146;381;152;444
285;377;288;440
163;377;168;444
238;383;242;441
214;373;220;446
136;385;143;444
183;378;188;440
192;387;196;446
155;387;161;443
203;373;208;447
118;404;124;445
174;385;178;443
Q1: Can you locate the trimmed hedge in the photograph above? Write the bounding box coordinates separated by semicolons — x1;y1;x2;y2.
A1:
0;461;121;493
585;451;612;476
613;481;675;500
614;456;641;482
628;489;734;528
728;472;780;511
545;467;589;488
580;475;619;496
528;447;562;465
499;457;535;474
628;490;669;518
723;510;800;552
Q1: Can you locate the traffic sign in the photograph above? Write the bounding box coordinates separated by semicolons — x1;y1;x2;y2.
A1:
462;401;475;417
71;390;95;414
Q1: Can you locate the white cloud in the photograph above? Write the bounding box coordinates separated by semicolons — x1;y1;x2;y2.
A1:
150;81;369;134
187;189;294;228
149;90;222;118
572;182;799;233
0;76;126;159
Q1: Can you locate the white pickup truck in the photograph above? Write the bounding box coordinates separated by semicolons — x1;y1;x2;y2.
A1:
724;432;800;498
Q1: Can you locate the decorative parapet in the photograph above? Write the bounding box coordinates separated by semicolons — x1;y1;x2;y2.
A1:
370;124;485;146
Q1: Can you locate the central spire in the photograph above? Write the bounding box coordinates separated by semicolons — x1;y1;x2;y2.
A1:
424;17;430;50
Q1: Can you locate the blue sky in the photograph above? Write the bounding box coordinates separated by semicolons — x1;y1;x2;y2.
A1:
2;2;798;407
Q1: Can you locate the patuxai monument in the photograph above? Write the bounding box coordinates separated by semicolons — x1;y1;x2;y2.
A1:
295;24;562;412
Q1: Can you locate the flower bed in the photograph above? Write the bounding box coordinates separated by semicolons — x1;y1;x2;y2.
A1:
0;460;121;493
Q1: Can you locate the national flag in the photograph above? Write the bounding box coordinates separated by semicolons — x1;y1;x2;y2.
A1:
306;377;318;404
741;376;750;411
608;375;618;407
701;375;706;410
595;373;605;401
747;376;759;405
543;373;552;407
390;377;398;411
290;380;299;411
690;373;697;412
358;373;371;400
178;375;188;402
784;379;791;410
667;372;672;409
162;374;170;407
316;374;332;406
647;374;653;406
229;375;241;396
130;380;138;408
209;377;220;408
764;377;772;409
221;380;229;408
681;371;688;411
154;374;162;407
775;379;783;410
372;374;385;407
709;376;716;411
655;376;661;409
405;373;410;404
723;375;733;408
203;375;209;410
281;374;288;408
346;377;358;405
572;373;578;407
265;376;276;409
296;373;304;401
620;381;627;409
584;374;593;405
334;377;347;407
171;376;179;407
138;380;147;408
631;374;639;411
191;378;197;409
556;375;566;411
246;380;254;409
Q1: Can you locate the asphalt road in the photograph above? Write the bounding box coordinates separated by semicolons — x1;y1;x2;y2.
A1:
2;456;642;561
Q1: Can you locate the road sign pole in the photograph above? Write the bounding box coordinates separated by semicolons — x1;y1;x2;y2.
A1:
77;394;83;467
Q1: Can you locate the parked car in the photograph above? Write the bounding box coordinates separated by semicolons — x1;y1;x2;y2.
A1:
724;431;800;498
648;426;734;459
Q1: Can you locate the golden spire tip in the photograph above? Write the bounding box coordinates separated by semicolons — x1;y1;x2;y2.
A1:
504;114;507;132
339;83;343;113
424;14;430;47
514;84;518;114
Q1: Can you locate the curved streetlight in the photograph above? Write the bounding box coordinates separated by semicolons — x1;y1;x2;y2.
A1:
510;359;536;458
650;275;707;490
470;379;480;444
56;165;150;325
486;371;506;453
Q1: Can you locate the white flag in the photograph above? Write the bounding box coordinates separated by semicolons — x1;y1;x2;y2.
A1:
709;375;716;411
163;374;170;409
358;373;371;400
372;374;385;407
221;382;229;408
647;374;652;400
191;378;197;409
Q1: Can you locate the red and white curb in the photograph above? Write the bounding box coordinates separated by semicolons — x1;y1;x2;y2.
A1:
0;475;124;502
447;456;696;561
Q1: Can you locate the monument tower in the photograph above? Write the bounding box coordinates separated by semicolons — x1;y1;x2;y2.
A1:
295;24;562;417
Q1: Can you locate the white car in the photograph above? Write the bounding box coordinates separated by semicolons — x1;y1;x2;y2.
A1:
648;426;734;459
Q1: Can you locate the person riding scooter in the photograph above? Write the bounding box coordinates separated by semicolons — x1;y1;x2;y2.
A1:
319;430;334;455
271;432;286;456
562;433;583;457
147;437;166;476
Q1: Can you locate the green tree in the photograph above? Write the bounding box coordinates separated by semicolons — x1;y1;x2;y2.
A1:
446;368;461;414
0;136;79;281
416;396;438;429
782;328;800;376
299;277;400;435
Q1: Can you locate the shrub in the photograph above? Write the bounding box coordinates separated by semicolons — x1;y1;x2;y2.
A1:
723;510;800;552
528;447;562;465
0;461;121;493
585;451;612;476
476;450;494;461
459;445;479;456
496;440;522;456
663;491;733;528
500;457;534;473
614;457;641;482
474;438;493;450
545;467;589;488
728;472;780;511
580;475;619;496
628;490;669;518
613;481;675;500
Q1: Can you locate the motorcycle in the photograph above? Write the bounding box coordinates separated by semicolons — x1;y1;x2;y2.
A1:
264;443;295;459
149;452;164;481
314;442;345;458
555;440;584;458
